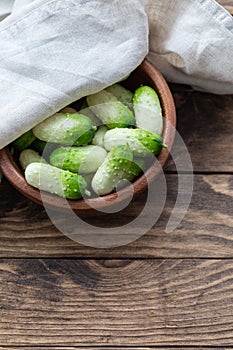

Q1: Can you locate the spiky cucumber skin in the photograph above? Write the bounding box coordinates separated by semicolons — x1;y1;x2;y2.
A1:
91;145;141;196
50;145;107;174
106;84;133;111
91;125;108;148
133;85;163;135
25;163;87;200
87;90;135;129
19;149;47;170
12;130;36;152
80;100;100;126
33;113;96;146
104;128;164;157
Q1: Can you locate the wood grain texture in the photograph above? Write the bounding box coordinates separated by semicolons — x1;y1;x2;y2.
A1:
219;0;233;4
0;348;150;350
0;348;156;350
219;0;233;13
167;91;233;172
0;259;233;346
0;1;232;349
0;349;228;350
0;172;233;258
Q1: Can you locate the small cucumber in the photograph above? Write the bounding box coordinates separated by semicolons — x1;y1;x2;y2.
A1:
19;149;47;170
33;113;96;146
80;100;100;125
50;145;107;174
31;138;58;156
115;158;144;190
106;84;133;111
133;86;163;135
60;107;77;114
104;128;165;156
12;130;36;152
91;125;108;148
92;145;137;195
25;163;88;199
87;90;135;129
82;172;95;193
31;139;47;154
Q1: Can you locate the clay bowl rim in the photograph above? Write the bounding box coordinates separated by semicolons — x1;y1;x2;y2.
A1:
0;58;176;213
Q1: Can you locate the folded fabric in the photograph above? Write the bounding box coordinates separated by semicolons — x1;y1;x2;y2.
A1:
146;0;233;95
0;0;14;20
8;0;233;96
0;0;233;149
0;0;148;149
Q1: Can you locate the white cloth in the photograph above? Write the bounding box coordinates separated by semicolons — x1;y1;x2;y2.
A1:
0;0;14;20
0;0;233;149
0;0;148;149
146;0;233;94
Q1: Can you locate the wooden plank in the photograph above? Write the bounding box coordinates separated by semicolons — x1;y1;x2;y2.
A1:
0;348;228;350
0;348;229;350
0;348;149;350
218;0;233;13
168;91;233;172
219;0;233;4
0;173;233;258
0;259;233;346
0;348;150;350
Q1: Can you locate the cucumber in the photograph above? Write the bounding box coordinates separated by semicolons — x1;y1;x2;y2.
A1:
91;125;108;148
80;100;100;125
104;128;165;156
115;158;144;190
82;172;95;193
31;139;57;154
60;107;77;114
106;84;133;111
33;113;96;146
12;130;36;152
31;139;47;154
50;145;107;174
133;85;163;135
19;149;47;170
87;90;135;129
25;163;88;199
92;145;137;195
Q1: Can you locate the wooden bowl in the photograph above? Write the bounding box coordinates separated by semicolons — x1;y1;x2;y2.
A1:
0;59;176;214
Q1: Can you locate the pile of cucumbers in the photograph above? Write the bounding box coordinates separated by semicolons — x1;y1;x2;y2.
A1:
12;83;166;199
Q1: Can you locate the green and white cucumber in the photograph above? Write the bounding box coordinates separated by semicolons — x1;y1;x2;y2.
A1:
12;130;36;152
25;163;88;199
105;84;133;111
19;149;47;170
80;100;100;125
92;145;138;195
60;107;77;114
91;125;108;148
33;113;96;146
115;158;144;190
50;145;107;174
133;86;163;135
104;128;165;156
87;90;135;129
31;139;58;157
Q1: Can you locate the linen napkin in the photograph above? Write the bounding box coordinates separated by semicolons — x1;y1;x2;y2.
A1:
146;0;233;95
0;0;233;150
0;0;148;149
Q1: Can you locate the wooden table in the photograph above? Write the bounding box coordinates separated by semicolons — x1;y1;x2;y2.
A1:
0;1;233;347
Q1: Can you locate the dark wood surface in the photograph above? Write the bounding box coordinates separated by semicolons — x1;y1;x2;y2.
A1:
0;1;232;347
1;259;233;346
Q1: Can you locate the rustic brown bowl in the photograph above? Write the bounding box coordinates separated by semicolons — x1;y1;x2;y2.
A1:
0;59;176;214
